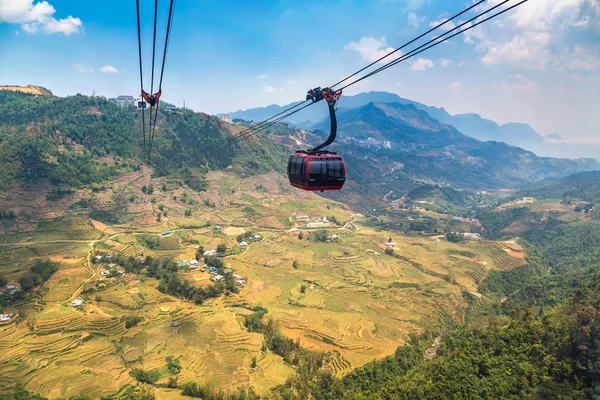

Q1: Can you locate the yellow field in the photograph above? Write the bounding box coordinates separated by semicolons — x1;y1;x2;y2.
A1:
0;171;525;397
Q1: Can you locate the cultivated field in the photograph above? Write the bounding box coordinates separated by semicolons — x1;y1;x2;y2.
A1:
0;171;525;397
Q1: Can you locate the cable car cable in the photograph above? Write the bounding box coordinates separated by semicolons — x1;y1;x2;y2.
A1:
148;0;175;159
209;1;477;149
209;1;491;150
135;0;147;159
205;0;527;152
329;0;485;90
338;0;523;92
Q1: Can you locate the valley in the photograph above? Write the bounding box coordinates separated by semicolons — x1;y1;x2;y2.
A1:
0;91;598;399
0;167;528;398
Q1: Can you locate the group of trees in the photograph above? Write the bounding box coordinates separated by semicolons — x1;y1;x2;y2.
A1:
145;256;238;305
0;209;16;220
18;260;60;291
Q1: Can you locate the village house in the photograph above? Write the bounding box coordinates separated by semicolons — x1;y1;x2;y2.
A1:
233;274;246;286
178;261;189;268
204;250;217;256
189;259;199;268
100;270;110;277
386;242;397;248
239;241;248;247
70;298;83;308
0;314;12;322
293;213;310;222
212;274;224;282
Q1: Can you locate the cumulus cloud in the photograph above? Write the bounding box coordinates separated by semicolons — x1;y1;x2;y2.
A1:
407;12;423;28
411;58;434;71
100;65;119;74
74;64;93;73
0;0;82;35
467;0;599;70
255;74;268;80
344;36;401;63
447;81;462;92
439;58;453;67
262;85;284;93
429;18;456;31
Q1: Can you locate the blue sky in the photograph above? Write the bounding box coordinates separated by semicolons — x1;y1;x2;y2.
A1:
1;0;599;142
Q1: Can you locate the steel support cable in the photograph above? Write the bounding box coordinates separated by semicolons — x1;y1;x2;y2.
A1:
329;0;485;90
203;101;316;154
135;0;147;159
207;0;529;152
208;2;485;152
213;99;312;148
338;0;527;91
149;0;175;159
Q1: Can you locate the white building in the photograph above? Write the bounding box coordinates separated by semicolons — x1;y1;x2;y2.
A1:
220;114;232;123
70;298;83;308
239;241;248;247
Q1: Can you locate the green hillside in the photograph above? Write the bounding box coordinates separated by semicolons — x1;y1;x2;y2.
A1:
517;171;600;202
0;91;285;191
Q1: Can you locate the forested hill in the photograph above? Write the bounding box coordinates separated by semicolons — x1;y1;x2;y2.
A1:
516;170;600;202
0;91;287;191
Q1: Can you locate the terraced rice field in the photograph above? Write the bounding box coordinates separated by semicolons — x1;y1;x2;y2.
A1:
0;176;522;397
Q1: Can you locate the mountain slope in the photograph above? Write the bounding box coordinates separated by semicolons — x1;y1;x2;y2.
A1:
517;170;600;201
310;102;598;190
0;91;285;191
227;91;551;151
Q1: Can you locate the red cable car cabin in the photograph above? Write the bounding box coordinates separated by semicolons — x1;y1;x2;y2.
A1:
288;153;346;191
288;87;346;191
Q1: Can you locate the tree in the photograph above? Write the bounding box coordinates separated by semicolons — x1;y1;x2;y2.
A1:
195;245;205;260
217;243;227;253
292;260;299;269
388;237;393;243
298;232;303;240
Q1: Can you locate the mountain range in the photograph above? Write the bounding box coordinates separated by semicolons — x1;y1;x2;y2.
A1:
227;91;598;160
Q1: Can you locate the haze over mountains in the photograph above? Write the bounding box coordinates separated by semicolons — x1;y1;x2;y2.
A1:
227;91;599;160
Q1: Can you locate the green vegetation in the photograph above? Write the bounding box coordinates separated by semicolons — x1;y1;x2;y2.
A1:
89;210;119;225
138;234;160;250
0;210;16;220
445;232;465;243
18;259;59;291
124;315;144;329
518;170;600;202
129;368;160;384
180;381;259;399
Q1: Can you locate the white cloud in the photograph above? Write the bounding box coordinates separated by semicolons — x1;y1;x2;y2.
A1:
466;0;598;71
407;12;423;28
447;81;462;92
344;36;401;63
262;85;284;93
0;0;82;35
411;58;434;71
74;63;93;73
255;74;268;80
429;18;456;31
439;58;453;67
100;65;119;74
